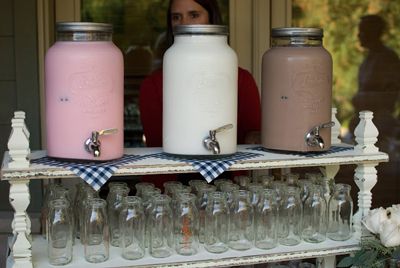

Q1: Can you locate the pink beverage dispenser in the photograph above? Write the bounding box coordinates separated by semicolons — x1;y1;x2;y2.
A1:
45;22;124;160
261;28;333;152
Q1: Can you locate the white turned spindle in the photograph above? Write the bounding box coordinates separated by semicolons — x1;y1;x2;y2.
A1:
14;111;30;141
331;107;341;144
354;111;379;154
8;111;30;168
353;163;378;237
9;180;32;268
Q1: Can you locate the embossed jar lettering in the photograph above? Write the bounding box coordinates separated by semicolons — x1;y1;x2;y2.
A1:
45;22;124;161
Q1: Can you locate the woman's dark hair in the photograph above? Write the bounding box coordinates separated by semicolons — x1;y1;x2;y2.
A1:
165;0;222;48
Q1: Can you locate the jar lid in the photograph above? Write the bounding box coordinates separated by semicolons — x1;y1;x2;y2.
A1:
272;27;323;37
56;22;113;33
173;24;228;35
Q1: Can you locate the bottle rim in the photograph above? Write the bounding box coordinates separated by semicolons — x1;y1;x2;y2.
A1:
173;24;228;36
56;22;113;33
272;27;323;38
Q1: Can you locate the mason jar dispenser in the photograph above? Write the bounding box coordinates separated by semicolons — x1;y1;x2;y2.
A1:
261;28;333;152
45;22;124;160
163;25;238;156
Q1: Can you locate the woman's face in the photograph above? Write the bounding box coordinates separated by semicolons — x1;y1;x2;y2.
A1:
170;0;210;27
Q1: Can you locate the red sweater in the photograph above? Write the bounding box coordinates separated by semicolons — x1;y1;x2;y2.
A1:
139;67;261;147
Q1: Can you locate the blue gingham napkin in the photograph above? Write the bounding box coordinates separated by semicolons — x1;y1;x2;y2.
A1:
151;152;262;183
31;155;151;191
247;145;353;157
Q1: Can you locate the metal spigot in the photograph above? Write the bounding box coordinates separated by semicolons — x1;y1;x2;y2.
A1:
84;128;118;157
203;124;233;154
305;121;335;149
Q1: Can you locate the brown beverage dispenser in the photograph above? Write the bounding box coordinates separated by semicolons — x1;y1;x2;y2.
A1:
261;28;334;152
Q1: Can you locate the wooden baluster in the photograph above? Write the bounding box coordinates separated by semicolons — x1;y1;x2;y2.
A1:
9;180;33;268
7;111;33;267
353;111;379;238
8;111;30;169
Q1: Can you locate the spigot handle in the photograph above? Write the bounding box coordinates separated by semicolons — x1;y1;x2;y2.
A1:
203;124;233;154
319;121;335;130
84;128;118;157
98;128;118;136
212;124;233;134
305;121;335;149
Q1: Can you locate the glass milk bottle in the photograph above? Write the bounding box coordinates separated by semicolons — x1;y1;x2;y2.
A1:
279;186;303;246
302;184;327;243
119;196;145;260
84;198;109;263
174;193;199;255
45;22;123;161
262;28;333;152
149;195;174;258
255;189;278;250
204;191;229;253
107;184;130;247
228;190;254;250
327;183;353;241
163;25;238;155
47;199;73;265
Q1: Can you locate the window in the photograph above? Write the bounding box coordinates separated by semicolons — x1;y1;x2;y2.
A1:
81;0;229;147
292;1;400;208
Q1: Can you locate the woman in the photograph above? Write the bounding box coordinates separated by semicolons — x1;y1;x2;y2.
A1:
139;0;261;148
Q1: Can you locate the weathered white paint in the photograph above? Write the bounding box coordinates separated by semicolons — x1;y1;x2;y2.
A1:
1;110;388;268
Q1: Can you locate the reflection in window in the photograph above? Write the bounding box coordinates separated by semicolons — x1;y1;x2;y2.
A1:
81;0;229;147
293;1;400;208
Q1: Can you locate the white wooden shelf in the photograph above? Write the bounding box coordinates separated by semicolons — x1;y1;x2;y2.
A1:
0;144;388;180
0;109;389;268
26;235;361;268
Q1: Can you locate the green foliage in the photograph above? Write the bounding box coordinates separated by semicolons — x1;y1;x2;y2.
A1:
292;0;400;129
337;238;400;268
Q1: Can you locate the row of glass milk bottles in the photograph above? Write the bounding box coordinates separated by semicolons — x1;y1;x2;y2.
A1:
44;172;353;265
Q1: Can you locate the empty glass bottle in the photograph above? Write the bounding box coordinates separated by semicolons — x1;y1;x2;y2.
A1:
220;182;240;207
119;196;145;260
107;184;130;247
255;189;278;249
174;193;199;255
228;190;254;250
298;179;314;204
142;188;162;248
47;198;73;265
196;184;216;243
204;191;229;253
149;194;174;258
84;198;109;263
134;182;154;197
283;173;300;187
279;186;302;246
163;181;183;197
327;183;353;241
302;184;327;243
79;187;99;245
213;178;233;191
253;174;274;188
233;175;251;190
188;179;207;194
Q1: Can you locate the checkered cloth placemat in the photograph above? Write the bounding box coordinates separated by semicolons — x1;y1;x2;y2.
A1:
151;152;262;183
247;145;353;157
31;154;152;191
